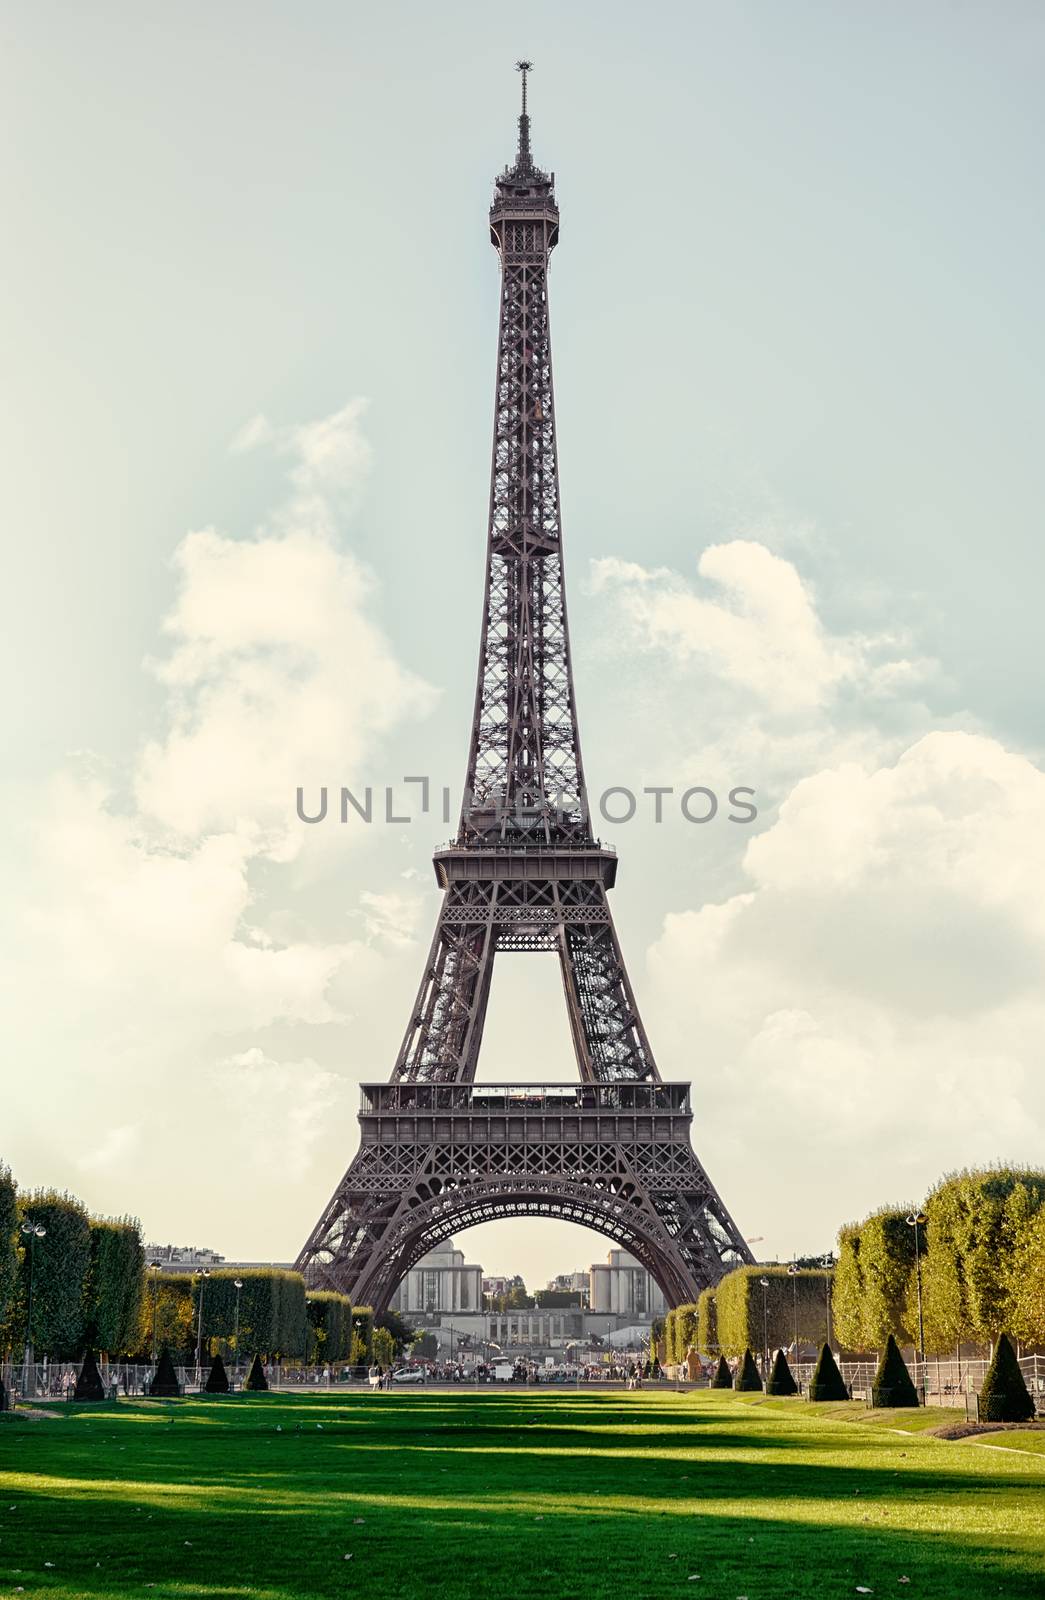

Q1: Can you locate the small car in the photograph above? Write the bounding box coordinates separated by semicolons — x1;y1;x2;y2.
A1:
391;1366;425;1385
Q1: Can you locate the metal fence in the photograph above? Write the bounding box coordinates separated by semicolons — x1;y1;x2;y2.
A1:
4;1354;1045;1406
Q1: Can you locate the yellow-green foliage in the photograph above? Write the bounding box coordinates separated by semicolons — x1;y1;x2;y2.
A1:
696;1287;717;1356
831;1207;917;1352
715;1265;832;1358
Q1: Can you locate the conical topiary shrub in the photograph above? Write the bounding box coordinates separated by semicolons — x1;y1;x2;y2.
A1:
807;1342;848;1402
979;1333;1034;1423
0;1375;9;1412
204;1352;230;1394
734;1348;763;1392
767;1348;798;1396
74;1351;106;1401
148;1346;182;1398
871;1334;919;1409
710;1354;732;1389
243;1353;269;1392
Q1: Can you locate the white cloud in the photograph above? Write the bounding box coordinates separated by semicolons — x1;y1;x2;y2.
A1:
646;730;1045;1248
0;400;433;1252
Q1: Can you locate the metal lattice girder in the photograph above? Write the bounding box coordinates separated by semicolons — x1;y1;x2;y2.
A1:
295;71;752;1311
296;1082;750;1314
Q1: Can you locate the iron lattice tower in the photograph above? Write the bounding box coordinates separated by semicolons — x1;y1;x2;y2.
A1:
296;66;752;1311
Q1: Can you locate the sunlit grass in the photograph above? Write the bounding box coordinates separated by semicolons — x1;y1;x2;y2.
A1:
1;1388;1042;1598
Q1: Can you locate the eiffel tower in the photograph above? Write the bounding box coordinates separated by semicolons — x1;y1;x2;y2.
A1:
296;64;752;1312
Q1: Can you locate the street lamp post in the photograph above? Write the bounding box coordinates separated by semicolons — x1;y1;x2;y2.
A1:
822;1254;835;1349
148;1260;163;1361
759;1276;770;1389
20;1222;47;1394
906;1212;927;1403
232;1279;243;1381
194;1269;211;1380
787;1263;800;1374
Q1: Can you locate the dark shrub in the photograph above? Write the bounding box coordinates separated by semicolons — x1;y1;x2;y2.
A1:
979;1333;1034;1423
74;1351;106;1401
204;1351;230;1394
871;1334;919;1408
710;1354;732;1389
734;1348;763;1392
244;1352;269;1392
0;1375;8;1412
807;1342;849;1401
148;1346;182;1397
767;1348;798;1396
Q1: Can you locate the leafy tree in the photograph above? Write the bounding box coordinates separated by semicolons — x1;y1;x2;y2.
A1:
696;1288;718;1357
134;1274;194;1361
85;1218;145;1356
376;1307;414;1357
710;1354;732;1388
10;1192;91;1358
922;1168;1045;1349
350;1308;374;1365
831;1224;865;1351
148;1346;181;1397
767;1349;798;1396
669;1303;698;1365
715;1265;832;1356
244;1353;269;1392
372;1327;395;1367
1010;1206;1045;1346
979;1333;1034;1423
191;1269;308;1359
807;1342;848;1402
0;1164;17;1337
205;1352;230;1394
74;1351;106;1401
734;1348;763;1392
306;1292;353;1362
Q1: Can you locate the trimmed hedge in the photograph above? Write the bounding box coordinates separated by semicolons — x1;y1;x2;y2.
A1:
13;1192;92;1358
696;1287;717;1357
922;1169;1045;1350
244;1353;269;1392
74;1351;106;1401
148;1347;181;1398
307;1291;353;1362
710;1354;732;1389
832;1208;918;1352
979;1333;1034;1423
871;1333;919;1408
205;1352;230;1394
715;1265;832;1358
767;1349;798;1396
808;1342;848;1402
86;1218;145;1356
0;1165;16;1336
734;1349;763;1392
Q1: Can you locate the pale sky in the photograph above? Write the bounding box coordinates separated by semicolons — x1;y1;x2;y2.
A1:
3;2;1044;1289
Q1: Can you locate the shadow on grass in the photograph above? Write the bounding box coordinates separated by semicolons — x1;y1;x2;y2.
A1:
2;1393;1043;1600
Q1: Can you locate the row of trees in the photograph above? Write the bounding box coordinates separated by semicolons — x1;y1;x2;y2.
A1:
0;1166;415;1364
834;1166;1045;1353
664;1266;834;1363
0;1180;145;1359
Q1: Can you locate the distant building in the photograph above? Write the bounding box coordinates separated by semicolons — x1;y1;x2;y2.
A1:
589;1249;666;1317
482;1274;515;1299
546;1270;591;1306
392;1240;483;1315
145;1244;291;1275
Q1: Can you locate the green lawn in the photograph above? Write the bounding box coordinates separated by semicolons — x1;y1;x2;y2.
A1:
1;1387;1043;1599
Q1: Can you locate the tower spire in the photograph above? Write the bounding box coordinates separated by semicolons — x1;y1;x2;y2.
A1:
515;58;533;171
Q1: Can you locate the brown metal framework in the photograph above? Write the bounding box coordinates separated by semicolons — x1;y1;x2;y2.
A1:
296;66;752;1312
